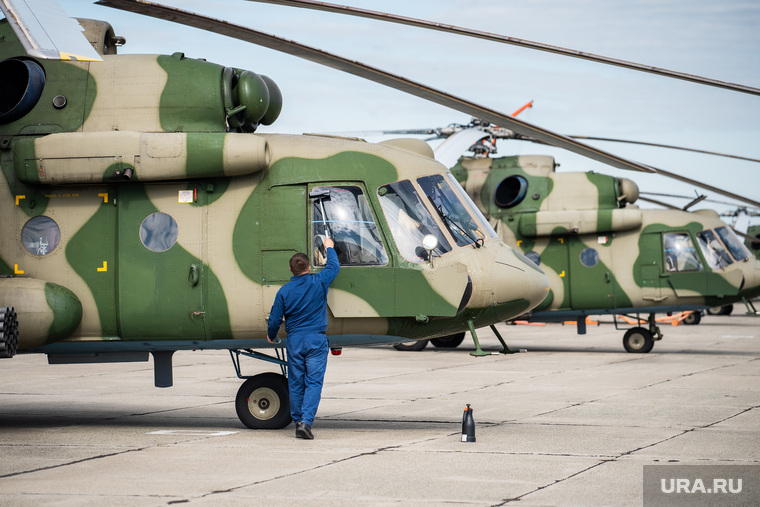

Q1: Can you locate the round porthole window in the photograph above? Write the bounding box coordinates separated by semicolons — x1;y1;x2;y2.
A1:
579;247;599;267
22;216;60;256
140;212;178;252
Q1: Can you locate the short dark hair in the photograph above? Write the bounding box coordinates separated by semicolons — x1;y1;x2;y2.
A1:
289;253;309;275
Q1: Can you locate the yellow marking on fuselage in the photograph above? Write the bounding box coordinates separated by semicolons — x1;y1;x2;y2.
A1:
15;195;25;205
98;193;108;203
59;51;102;62
97;261;108;272
14;264;24;274
559;270;565;277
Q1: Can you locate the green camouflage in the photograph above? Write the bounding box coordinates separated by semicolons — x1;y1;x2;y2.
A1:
0;19;550;356
452;154;760;330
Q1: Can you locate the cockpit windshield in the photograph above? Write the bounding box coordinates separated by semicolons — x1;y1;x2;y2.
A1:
697;229;734;269
377;180;452;263
417;174;495;247
715;226;749;261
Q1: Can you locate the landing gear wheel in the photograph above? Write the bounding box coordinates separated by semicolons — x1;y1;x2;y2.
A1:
683;312;702;325
393;339;428;351
707;305;733;316
430;332;466;348
235;372;291;429
623;327;654;353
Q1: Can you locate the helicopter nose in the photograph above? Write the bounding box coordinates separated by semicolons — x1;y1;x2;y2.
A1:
490;245;550;311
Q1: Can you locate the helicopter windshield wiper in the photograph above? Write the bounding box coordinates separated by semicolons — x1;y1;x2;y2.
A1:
427;196;481;248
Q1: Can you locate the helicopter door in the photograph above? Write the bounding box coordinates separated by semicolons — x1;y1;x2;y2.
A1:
661;231;708;298
638;232;666;303
116;184;206;340
567;238;616;310
259;185;308;284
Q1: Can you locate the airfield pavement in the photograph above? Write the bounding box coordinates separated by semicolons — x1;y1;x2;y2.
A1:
0;313;758;506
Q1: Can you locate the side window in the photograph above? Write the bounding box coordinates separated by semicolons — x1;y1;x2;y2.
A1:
140;212;179;252
311;185;388;266
664;232;702;272
22;216;61;256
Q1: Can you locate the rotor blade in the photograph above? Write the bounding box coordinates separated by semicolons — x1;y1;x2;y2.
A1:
638;196;680;210
641;192;760;210
569;136;760;164
645;164;760;209
511;135;760;207
434;128;489;168
734;213;750;235
245;0;760;97
95;0;656;175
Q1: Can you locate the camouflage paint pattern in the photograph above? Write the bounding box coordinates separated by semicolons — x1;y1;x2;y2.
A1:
0;20;550;352
452;154;760;318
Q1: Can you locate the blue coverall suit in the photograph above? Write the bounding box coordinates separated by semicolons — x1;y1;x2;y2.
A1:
267;248;340;426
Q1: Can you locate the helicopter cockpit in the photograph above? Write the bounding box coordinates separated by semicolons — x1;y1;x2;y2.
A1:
312;174;498;265
664;226;750;273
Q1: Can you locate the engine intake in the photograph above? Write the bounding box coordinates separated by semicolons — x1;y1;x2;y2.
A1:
0;58;45;124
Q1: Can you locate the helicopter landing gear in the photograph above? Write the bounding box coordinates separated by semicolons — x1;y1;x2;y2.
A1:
622;327;654;353
620;313;661;353
683;311;702;325
235;372;291;429
430;332;465;348
229;349;291;429
393;339;428;351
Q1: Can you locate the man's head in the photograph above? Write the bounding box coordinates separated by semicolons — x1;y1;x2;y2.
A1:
289;252;310;276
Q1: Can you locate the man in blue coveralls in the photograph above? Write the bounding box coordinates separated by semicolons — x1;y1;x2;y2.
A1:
267;238;340;439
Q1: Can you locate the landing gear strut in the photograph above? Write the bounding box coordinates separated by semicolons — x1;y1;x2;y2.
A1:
620;313;662;353
229;349;291;429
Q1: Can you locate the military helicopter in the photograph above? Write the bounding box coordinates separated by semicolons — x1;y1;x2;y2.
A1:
0;0;556;430
0;0;756;429
380;117;760;352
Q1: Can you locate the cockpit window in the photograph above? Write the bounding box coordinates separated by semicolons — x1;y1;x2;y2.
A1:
664;232;702;272
311;185;388;266
697;229;733;269
445;173;498;239
377;180;452;263
417;174;488;247
715;226;749;261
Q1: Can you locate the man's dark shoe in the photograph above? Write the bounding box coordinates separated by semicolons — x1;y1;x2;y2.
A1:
295;422;314;440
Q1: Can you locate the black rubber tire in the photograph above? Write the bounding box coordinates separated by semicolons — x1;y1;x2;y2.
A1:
707;305;733;316
623;327;654;353
430;332;466;348
235;372;291;429
393;340;429;351
683;312;702;325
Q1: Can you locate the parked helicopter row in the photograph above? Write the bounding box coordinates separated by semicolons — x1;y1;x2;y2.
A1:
1;0;757;428
384;118;760;353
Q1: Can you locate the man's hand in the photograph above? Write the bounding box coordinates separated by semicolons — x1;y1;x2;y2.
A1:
324;237;334;250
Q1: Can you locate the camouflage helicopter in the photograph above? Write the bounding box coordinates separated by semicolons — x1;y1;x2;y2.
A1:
0;0;756;430
383;118;760;353
0;0;561;430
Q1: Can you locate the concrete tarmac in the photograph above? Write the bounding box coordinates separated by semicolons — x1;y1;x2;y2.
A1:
1;314;758;506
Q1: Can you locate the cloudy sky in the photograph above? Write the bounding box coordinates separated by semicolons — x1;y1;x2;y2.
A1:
45;1;760;221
